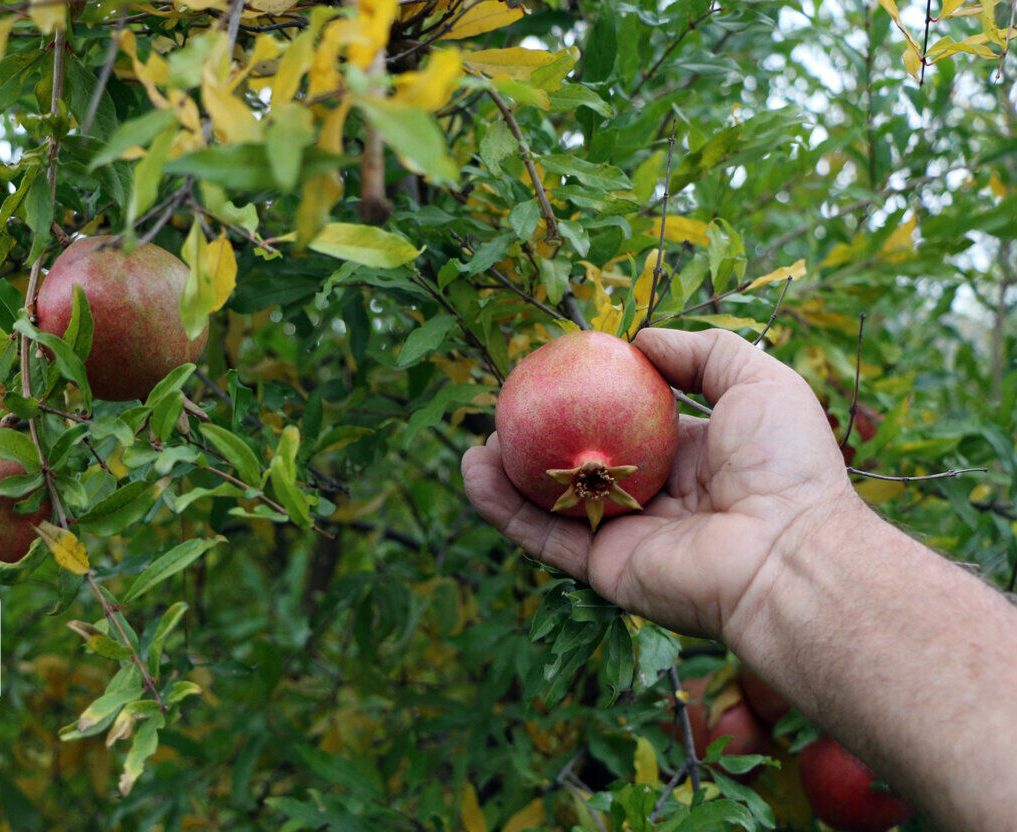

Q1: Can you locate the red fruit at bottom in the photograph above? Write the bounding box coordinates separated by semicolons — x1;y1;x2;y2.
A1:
495;331;679;530
0;460;51;564
800;736;914;832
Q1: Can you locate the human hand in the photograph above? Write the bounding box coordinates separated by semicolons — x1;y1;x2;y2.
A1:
461;328;863;647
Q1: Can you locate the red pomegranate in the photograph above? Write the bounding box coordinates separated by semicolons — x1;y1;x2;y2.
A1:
37;236;208;402
740;666;791;726
0;460;51;564
495;331;679;530
800;736;914;832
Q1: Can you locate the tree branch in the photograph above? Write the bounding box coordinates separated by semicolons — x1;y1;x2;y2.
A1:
840;312;866;449
847;466;986;483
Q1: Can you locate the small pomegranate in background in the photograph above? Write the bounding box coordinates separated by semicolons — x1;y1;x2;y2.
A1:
740;666;791;726
0;460;51;564
495;331;679;530
800;736;914;832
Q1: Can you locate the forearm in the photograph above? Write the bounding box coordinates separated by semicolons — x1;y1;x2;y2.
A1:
728;497;1017;831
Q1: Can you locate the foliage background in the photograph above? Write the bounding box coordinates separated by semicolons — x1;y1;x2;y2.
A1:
0;0;1014;829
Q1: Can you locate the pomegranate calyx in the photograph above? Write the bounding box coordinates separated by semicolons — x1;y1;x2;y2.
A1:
546;461;643;531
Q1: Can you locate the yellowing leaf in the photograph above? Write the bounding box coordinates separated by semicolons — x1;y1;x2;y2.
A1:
292;222;422;268
684;314;764;333
633;249;659;315
654;215;710;247
583;262;623;334
249;0;299;11
29;0;66;33
442;0;524;40
207;235;237;311
179;220;215;340
854;478;905;503
634;735;660;786
120;29;170;108
879;214;917;263
394;49;463;111
877;0;921;50
36;521;89;575
746;258;807;291
459;783;487;832
273;30;314;106
941;0;966;17
296;173;344;247
989;171;1007;197
903;43;923;77
308;19;344;98
464;46;559;81
927;33;998;61
0;17;16;59
348;0;398;69
202;83;264;144
503;798;545;832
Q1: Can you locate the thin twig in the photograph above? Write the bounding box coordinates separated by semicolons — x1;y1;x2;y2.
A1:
81;16;125;134
643;132;678;330
450;232;565;321
840;313;866;450
487;88;559;242
752;276;793;346
561;292;590;330
631;5;717;97
847;466;986;483
673;389;712;416
650;762;689;822
668;666;702;792
224;0;244;48
920;0;933;86
996;0;1017;81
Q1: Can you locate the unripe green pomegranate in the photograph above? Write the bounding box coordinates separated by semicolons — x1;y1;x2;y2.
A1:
800;736;914;832
495;330;679;530
37;236;208;402
0;460;51;564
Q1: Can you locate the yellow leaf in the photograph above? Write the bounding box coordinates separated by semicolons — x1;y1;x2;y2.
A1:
746;258;807;291
202;83;264;144
232;34;281;91
464;46;560;81
981;0;1003;45
394;49;463;111
879;214;917;263
854;478;905;503
632;250;659;329
459;783;486;832
207;235;238;311
503;798;545;832
584;263;623;334
634;736;660;786
308;19;344;98
684;314;764;333
180;220;215;340
654;216;710;247
442;1;524;40
941;0;967;16
0;16;16;59
877;0;922;49
273;30;315;106
927;33;998;61
348;0;398;69
29;0;66;33
36;521;89;575
249;0;299;11
989;171;1007;197
903;43;923;77
119;29;170;108
296;172;344;247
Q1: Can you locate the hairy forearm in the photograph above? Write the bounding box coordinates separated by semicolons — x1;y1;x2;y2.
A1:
728;497;1017;831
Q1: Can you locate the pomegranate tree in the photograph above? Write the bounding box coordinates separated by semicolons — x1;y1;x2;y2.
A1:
37;236;208;402
495;331;679;530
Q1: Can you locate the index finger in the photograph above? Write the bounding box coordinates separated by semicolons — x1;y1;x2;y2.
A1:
633;328;798;405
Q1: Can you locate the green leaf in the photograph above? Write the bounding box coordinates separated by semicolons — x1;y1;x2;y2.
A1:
77;481;161;536
65;285;94;364
479;120;517;176
126;125;176;230
601;616;634;704
397;314;456;368
149;390;184;443
47;423;90;470
89;109;177;170
403;384;485;448
144;601;189;674
125;539;224;603
0;428;41;471
298;223;422;269
676;799;756;832
14;317;93;413
548;84;613;117
635;622;681;689
539;258;570;305
268;426;312;528
200;424;263;487
266;103;316;191
356;96;459;186
24;174;53;264
145;363;197;407
508;199;541;241
119;713;164;796
540;154;631;191
164;144;348;192
0;278;23;332
0;472;44;498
